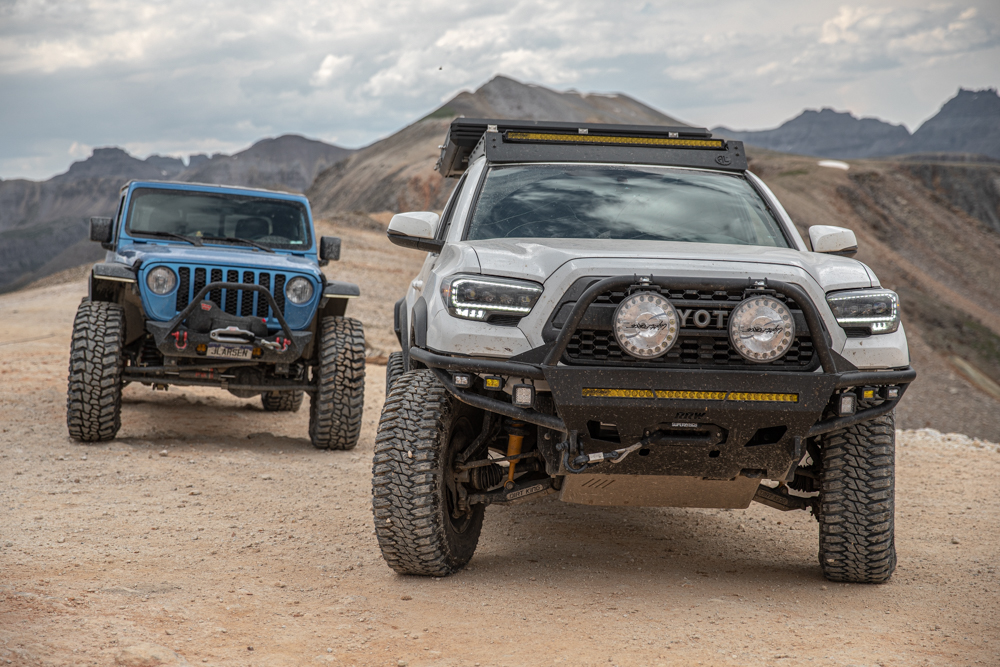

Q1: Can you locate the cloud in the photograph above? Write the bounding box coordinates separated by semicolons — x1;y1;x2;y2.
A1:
310;54;352;87
0;0;997;179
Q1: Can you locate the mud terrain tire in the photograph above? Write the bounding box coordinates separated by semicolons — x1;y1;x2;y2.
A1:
818;411;897;583
309;316;365;450
66;300;125;442
261;391;304;412
384;351;405;398
372;369;484;576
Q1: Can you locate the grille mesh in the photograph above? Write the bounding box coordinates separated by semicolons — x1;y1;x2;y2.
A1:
560;287;817;370
175;267;191;311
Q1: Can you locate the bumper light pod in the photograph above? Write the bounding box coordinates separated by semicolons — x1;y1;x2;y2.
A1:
613;292;679;359
729;295;795;362
838;393;857;416
511;384;535;407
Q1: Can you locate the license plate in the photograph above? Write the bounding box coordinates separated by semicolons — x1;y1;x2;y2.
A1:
206;343;253;359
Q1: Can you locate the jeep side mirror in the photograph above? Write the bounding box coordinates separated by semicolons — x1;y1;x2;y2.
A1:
319;236;341;266
387;212;444;253
89;217;114;250
809;225;858;257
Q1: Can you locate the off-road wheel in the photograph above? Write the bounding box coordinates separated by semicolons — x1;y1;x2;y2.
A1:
261;391;304;412
309;316;365;450
384;351;405;398
372;369;484;576
817;411;897;583
66;300;125;442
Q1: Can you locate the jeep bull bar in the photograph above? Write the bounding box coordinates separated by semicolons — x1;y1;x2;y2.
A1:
143;281;313;365
410;276;916;469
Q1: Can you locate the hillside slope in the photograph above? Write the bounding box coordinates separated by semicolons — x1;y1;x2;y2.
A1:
307;75;690;217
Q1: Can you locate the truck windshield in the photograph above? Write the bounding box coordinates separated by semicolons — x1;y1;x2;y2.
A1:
125;188;311;249
466;164;789;247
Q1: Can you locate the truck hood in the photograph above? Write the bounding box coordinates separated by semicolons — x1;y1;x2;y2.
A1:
464;239;873;292
114;241;321;276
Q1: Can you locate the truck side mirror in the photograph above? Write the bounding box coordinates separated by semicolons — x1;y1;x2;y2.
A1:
89;217;114;250
387;212;444;253
319;236;341;265
808;225;858;257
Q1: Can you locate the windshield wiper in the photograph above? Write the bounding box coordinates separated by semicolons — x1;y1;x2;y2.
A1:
200;235;276;253
135;231;202;246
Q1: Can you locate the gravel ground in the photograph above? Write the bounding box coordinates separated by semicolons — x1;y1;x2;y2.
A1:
1;239;999;667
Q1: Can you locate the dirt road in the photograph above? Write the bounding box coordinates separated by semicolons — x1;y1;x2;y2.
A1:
2;263;999;666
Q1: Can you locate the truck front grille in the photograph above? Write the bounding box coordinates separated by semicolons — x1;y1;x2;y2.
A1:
554;284;819;371
174;266;288;321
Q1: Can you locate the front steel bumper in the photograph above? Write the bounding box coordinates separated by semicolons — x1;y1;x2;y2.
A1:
145;281;312;363
410;275;916;480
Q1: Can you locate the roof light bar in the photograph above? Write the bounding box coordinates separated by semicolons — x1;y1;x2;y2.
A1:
505;131;724;150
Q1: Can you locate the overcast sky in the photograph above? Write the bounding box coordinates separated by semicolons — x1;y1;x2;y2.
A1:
1;0;998;180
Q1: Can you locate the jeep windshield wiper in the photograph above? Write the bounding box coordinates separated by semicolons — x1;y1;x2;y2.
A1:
199;235;276;253
135;231;202;246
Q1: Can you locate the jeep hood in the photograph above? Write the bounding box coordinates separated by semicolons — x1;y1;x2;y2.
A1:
114;242;320;276
464;239;873;292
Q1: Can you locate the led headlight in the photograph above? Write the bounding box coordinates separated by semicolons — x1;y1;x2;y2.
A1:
613;292;679;359
146;266;177;295
442;275;542;322
729;296;795;362
285;277;314;305
826;289;899;334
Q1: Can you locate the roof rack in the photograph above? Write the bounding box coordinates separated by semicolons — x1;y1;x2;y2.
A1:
435;118;746;176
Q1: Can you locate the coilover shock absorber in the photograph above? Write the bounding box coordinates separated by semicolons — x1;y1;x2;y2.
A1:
504;419;529;490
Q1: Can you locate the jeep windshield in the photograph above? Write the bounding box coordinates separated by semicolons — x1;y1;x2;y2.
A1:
125;188;311;250
465;164;789;247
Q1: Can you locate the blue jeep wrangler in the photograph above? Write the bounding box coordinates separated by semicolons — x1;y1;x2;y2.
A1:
67;181;366;449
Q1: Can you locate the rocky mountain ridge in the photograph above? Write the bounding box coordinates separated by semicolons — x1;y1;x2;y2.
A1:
0;135;352;292
714;88;1000;161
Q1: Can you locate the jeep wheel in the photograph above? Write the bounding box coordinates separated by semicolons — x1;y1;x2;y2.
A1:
309;316;365;450
372;369;484;576
66;300;125;442
384;351;405;398
817;411;897;583
261;391;304;412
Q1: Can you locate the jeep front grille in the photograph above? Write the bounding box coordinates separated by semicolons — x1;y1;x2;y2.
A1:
553;284;819;371
174;265;288;320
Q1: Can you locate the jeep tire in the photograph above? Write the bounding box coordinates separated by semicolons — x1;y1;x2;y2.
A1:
309;316;365;450
817;411;897;583
384;351;405;398
372;369;484;576
261;391;304;412
66;300;125;442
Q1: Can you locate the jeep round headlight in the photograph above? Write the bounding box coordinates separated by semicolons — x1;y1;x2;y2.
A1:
146;267;177;295
614;292;679;359
285;277;314;305
729;296;795;362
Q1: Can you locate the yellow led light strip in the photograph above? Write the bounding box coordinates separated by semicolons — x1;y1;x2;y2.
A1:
727;392;799;403
582;388;798;403
506;131;724;149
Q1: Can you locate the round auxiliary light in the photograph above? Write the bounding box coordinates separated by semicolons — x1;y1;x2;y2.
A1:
613;291;679;359
146;266;177;295
729;296;795;362
285;277;314;305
